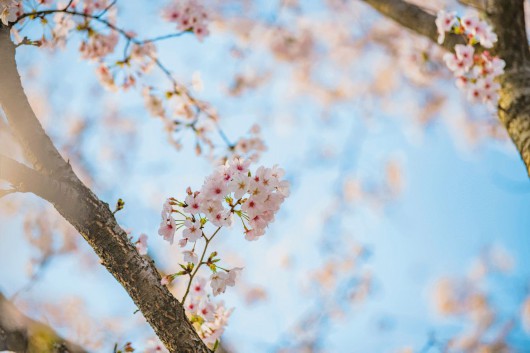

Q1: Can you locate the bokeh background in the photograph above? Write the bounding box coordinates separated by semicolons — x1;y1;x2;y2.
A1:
1;0;530;352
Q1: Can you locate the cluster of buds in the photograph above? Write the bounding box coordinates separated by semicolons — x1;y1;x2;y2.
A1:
163;0;210;41
436;11;505;109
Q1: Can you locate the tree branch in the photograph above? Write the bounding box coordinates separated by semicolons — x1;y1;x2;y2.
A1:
0;292;87;353
0;25;76;182
0;29;211;353
361;0;530;175
0;155;72;203
457;0;487;11
359;0;466;51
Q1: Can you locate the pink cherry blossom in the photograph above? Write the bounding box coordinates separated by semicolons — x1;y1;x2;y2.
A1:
202;175;228;201
225;267;243;287
79;32;119;61
466;83;486;103
455;45;474;68
435;10;457;44
184;297;199;314
210;271;229;296
210;209;232;228
227;157;251;175
158;215;176;245
460;15;479;32
470;19;498;48
183;250;199;265
163;0;210;41
135;233;148;255
142;87;166;118
190;277;207;296
178;238;188;248
183;219;202;242
161;275;173;286
95;64;117;91
228;173;250;199
0;0;21;26
244;228;264;241
209;268;242;296
200;303;233;345
184;193;202;214
198;300;215;321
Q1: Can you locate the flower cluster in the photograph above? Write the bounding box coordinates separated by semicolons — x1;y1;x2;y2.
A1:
95;41;158;91
47;12;76;47
159;158;289;246
158;157;289;346
435;11;497;48
159;157;289;246
10;0;229;161
182;277;233;347
80;32;119;60
233;124;267;163
436;11;505;109
0;0;22;26
163;0;210;41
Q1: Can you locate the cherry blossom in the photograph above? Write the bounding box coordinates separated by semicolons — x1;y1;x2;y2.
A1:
210;271;229;296
51;13;75;45
183;250;199;265
160;274;174;286
135;233;148;255
209;267;243;296
142;87;166;118
0;0;21;26
180;275;234;348
79;32;119;61
190;277;207;296
461;15;498;48
198;300;215;321
163;0;210;41
435;10;457;44
95;64;117;91
182;219;202;242
158;211;177;244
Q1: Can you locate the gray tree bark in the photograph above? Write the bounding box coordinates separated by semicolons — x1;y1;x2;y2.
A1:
0;292;87;353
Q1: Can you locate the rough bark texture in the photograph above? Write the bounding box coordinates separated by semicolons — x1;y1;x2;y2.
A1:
362;0;530;176
0;26;211;353
360;0;467;51
0;293;87;353
485;0;530;176
0;29;76;181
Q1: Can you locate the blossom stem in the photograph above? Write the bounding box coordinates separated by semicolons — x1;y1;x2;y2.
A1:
181;227;221;303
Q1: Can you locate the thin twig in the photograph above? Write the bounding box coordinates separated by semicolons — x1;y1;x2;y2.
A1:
181;226;222;303
95;0;118;18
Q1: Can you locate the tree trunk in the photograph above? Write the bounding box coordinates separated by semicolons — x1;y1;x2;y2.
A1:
0;25;210;353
